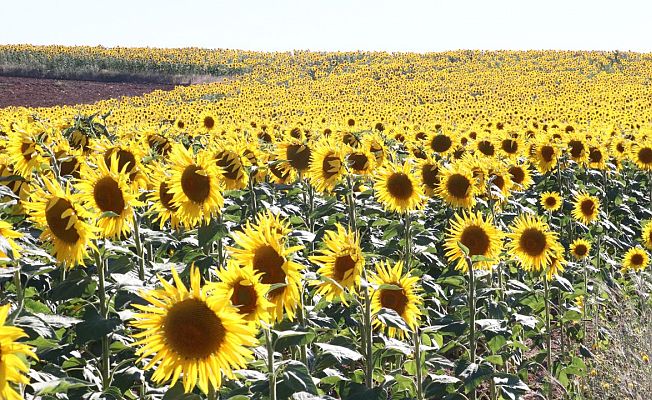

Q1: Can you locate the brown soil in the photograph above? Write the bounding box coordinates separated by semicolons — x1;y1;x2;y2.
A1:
0;75;180;108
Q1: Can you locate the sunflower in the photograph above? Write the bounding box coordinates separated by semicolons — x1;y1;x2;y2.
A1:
131;266;257;394
485;163;513;202
621;247;649;273
540;191;562;212
146;162;180;230
228;214;304;322
498;134;523;160
267;155;296;185
275;140;312;176
167;145;224;229
199;111;218;134
642;221;652;250
310;224;364;304
507;214;559;273
570;238;591;260
5;128;44;178
213;144;249;191
436;165;476;209
373;162;425;213
307;139;344;193
428;131;455;157
364;133;388;165
532;139;560;174
571;193;600;225
346;148;375;175
416;157;440;197
444;211;503;272
587;144;607;170
545;244;566;280
208;263;273;326
0;220;22;261
76;154;140;238
566;134;589;165
630;143;652;171
25;177;96;267
507;162;534;190
98;139;148;189
369;260;421;339
0;304;37;400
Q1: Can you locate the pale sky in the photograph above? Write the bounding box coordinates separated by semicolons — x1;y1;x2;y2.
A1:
1;0;650;52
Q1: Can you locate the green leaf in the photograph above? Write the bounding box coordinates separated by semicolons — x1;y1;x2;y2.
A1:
273;329;315;350
377;283;402;291
277;360;318;395
375;307;410;332
32;377;91;395
315;343;363;362
74;309;121;343
457;241;470;256
99;211;120;219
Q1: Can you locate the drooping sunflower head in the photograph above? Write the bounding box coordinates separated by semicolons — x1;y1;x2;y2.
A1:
0;220;22;262
25;177;96;268
566;134;589;165
570;238;591;260
346;148;375;175
307;139;344;193
507;214;558;272
544;244;566;280
0;304;38;400
146;162;180;230
532;138;560;174
275;140;312;176
436;164;477;209
209;263;273;326
6;127;44;178
571;193;600;225
310;224;364;304
587;144;607;170
540;191;563;212
417;157;441;197
369;260;422;339
507;162;534;191
621;247;650;273
364;133;388;165
212;143;249;190
228;216;304;322
131;266;257;394
168;144;224;229
373;161;425;213
76;153;139;239
444;211;503;272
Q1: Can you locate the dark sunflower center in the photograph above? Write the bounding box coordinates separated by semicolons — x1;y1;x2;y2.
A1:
477;141;495;156
104;148;137;176
588;148;602;164
20;142;36;160
631;254;644;266
287;144;311;171
540;146;555;162
231;280;258;316
147;134;171;156
59;157;80;178
545;196;557;207
421;164;440;188
460;225;491;256
348;153;369;171
258;131;273;143
491;175;505;190
203;116;215;130
322;154;341;179
580;199;596;216
333;254;356;282
164;298;225;359
93;176;125;214
568;140;584;158
215;151;241;181
446;173;471;199
379;287;408;316
181;165;210;203
501;139;518;154
575;244;588;256
386;173;414;200
159;182;177;211
270;162;289;181
638;147;652;165
431;135;452;153
519;228;547;257
45;197;80;244
616;143;625;153
253;245;286;298
508;166;525;184
342;132;360;147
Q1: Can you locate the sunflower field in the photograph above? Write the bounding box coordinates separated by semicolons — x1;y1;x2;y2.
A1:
1;47;652;400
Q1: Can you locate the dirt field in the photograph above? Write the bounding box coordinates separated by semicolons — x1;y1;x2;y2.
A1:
0;75;179;108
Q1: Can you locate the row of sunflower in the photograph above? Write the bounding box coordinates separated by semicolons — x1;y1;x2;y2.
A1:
0;49;651;399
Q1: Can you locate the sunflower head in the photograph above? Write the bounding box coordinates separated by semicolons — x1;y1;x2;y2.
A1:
571;193;600;225
373;162;425;213
622;247;650;273
570;238;591;260
444;211;503;272
507;214;559;272
436;164;477;209
131;266;257;394
540;191;562;212
642;221;652;250
0;220;22;261
307;139;344;193
0;304;38;400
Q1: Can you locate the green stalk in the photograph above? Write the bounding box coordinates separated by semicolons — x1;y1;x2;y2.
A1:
207;387;217;400
249;170;258;218
133;212;146;281
216;213;224;270
11;269;24;323
94;249;110;390
413;327;423;400
466;256;477;400
346;175;357;233
544;277;553;397
363;283;374;389
403;212;411;269
265;328;277;400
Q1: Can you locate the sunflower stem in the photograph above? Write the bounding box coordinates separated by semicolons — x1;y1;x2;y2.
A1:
93;248;111;390
207;386;217;400
217;213;224;270
10;268;24;323
403;212;412;269
465;256;477;400
413;327;424;400
133;212;146;282
346;175;357;233
544;276;553;398
363;278;374;389
249;169;258;218
265;328;277;400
